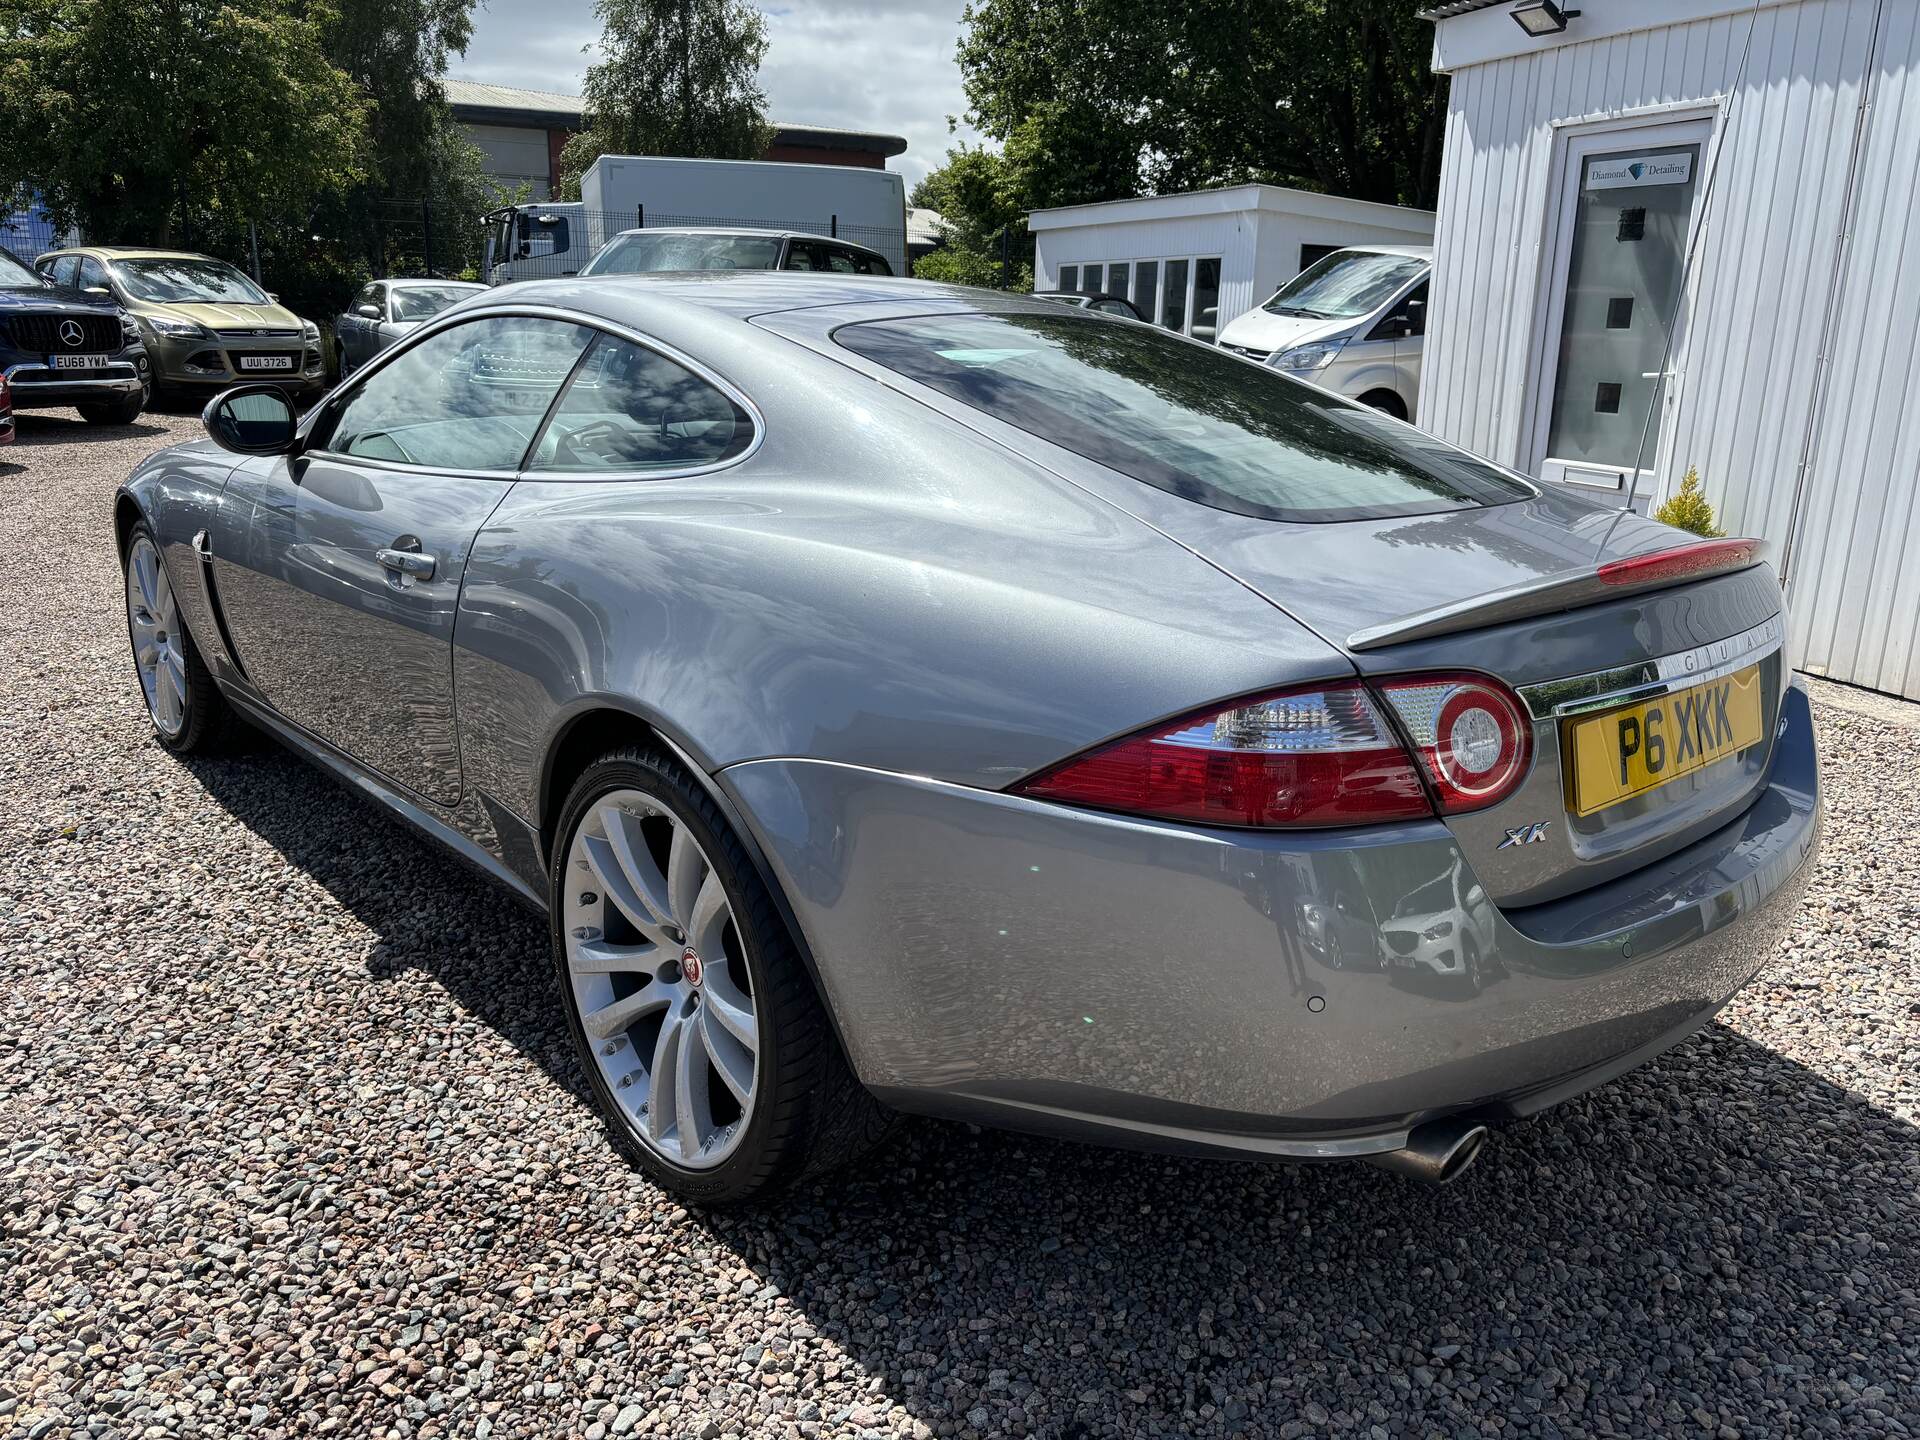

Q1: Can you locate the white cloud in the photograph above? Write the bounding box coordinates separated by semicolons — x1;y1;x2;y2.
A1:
456;0;982;192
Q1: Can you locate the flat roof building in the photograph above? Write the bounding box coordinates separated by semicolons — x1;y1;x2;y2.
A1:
444;79;909;200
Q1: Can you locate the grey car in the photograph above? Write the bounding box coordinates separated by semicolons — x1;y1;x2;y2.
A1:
113;273;1821;1204
333;279;487;378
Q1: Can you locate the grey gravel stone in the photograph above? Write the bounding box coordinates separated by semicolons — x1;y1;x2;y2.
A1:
2;410;1917;1440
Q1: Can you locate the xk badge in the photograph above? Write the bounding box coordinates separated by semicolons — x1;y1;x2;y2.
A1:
1498;821;1551;849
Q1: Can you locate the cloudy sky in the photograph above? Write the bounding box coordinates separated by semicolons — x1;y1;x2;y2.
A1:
455;0;983;191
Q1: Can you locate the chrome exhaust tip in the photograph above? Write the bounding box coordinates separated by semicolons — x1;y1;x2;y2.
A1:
1365;1117;1489;1185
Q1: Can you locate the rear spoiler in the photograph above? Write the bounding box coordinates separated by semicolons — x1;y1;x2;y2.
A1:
1347;538;1771;652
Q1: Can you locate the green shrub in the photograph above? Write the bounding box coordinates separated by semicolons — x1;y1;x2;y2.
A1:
1654;466;1724;537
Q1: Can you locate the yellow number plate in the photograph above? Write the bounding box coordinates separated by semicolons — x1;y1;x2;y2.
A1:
1565;664;1764;817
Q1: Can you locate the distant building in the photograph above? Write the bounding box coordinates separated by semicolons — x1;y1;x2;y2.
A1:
444;79;909;200
1029;184;1436;341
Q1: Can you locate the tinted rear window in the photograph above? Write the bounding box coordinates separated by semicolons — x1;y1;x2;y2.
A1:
834;311;1531;523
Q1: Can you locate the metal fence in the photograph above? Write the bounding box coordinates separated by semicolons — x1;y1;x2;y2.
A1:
481;207;908;285
2;193;65;262
368;199;487;283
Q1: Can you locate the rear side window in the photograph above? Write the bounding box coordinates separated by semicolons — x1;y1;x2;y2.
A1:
835;311;1532;523
529;335;752;473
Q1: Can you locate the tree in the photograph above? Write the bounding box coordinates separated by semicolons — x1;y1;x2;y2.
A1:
315;0;495;280
956;0;1446;211
909;145;1029;290
559;0;774;197
0;0;369;244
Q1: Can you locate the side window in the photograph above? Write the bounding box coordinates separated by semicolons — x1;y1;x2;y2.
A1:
783;242;822;272
529;333;753;473
77;256;111;292
323;316;594;470
517;215;569;257
822;246;867;274
45;256;80;288
859;251;893;276
1368;279;1429;342
1404;279;1428;337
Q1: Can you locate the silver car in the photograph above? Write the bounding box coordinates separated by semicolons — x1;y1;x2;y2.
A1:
333;279;487;377
114;274;1820;1204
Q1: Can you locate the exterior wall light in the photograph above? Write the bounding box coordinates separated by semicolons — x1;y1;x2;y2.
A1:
1511;0;1579;36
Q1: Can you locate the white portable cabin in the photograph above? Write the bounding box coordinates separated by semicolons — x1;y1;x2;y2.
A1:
1027;184;1437;339
1420;0;1920;700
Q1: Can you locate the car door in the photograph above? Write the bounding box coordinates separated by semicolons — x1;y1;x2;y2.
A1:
342;284;381;368
215;313;595;802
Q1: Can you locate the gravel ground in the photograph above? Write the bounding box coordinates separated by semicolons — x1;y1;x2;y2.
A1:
2;407;1917;1440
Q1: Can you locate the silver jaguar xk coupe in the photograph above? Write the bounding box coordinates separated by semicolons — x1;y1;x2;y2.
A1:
116;273;1821;1203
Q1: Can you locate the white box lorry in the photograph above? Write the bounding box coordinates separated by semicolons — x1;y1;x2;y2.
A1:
482;154;908;284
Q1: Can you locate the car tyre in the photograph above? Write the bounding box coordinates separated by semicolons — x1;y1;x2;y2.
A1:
550;746;893;1206
1357;389;1409;421
122;522;236;753
79;393;146;425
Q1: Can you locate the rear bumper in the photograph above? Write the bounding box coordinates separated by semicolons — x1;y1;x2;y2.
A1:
723;683;1821;1160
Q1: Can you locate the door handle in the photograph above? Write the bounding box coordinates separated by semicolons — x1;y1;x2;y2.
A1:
376;541;435;581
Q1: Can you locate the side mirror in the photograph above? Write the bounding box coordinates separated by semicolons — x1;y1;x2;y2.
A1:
267;292;280;302
204;385;298;455
356;303;381;319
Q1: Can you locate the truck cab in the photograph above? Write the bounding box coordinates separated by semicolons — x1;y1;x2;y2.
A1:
483;204;589;284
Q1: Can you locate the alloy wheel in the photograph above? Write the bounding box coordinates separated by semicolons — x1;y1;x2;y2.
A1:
561;789;759;1169
126;534;187;736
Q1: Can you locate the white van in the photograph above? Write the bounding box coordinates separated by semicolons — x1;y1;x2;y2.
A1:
1216;246;1431;422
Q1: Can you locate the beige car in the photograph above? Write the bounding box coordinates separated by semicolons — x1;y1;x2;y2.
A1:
36;247;325;401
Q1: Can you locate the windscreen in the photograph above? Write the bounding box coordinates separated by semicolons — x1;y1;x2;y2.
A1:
391;285;483;321
115;259;270;305
583;233;783;275
1263;251;1426;320
0;247;41;288
835;311;1532;523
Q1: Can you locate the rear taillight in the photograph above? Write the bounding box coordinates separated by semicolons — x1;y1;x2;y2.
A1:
1010;683;1432;828
1597;538;1763;587
1377;672;1531;814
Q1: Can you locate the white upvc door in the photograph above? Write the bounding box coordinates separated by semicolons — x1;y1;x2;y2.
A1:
1528;116;1715;496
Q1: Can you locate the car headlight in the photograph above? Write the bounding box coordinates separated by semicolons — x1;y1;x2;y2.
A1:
1422;920;1454;940
1268;340;1345;372
148;316;210;340
302;319;321;343
119;312;140;343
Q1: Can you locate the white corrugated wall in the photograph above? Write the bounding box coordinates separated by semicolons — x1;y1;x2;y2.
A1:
1786;2;1920;697
1422;0;1920;698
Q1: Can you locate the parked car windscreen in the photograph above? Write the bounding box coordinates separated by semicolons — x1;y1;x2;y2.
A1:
0;247;42;288
582;233;784;276
1262;251;1426;321
835;310;1532;523
390;285;484;321
115;258;271;305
